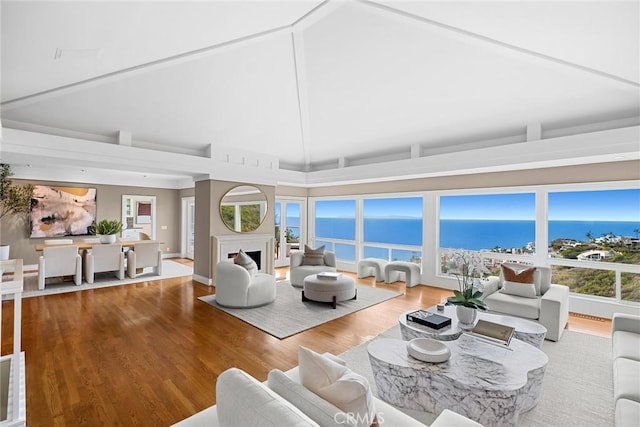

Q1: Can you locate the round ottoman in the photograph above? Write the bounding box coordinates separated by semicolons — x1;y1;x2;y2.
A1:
302;274;357;309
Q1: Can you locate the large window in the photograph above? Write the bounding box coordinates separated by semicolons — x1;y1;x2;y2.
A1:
363;197;422;263
315;200;356;261
548;189;640;301
439;193;535;254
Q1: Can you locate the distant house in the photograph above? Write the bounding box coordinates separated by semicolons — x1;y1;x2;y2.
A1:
577;250;614;261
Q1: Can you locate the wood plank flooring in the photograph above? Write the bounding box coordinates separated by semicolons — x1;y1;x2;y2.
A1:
1;260;611;426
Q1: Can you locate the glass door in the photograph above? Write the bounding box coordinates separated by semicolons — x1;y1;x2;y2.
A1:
274;199;304;268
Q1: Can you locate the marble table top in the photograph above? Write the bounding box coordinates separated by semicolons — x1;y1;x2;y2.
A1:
400;305;547;348
370;336;547;391
368;336;549;426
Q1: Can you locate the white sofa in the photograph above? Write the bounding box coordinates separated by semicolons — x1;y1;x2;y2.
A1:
173;359;482;427
612;313;640;427
289;251;337;287
480;264;569;341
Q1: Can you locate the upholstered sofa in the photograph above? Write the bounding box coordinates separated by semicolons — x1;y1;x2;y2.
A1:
290;250;337;287
173;355;481;427
612;313;640;427
480;263;569;341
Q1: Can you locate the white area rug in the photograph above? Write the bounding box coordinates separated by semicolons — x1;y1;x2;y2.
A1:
3;260;193;300
198;281;402;339
338;326;614;426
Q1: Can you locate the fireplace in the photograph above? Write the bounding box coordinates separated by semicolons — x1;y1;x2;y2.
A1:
214;234;274;275
227;250;261;270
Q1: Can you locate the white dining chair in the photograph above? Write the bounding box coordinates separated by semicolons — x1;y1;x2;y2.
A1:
38;245;82;289
85;244;125;283
126;242;162;278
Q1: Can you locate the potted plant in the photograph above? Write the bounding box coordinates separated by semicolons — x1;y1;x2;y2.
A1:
443;249;488;328
95;219;123;244
0;164;34;260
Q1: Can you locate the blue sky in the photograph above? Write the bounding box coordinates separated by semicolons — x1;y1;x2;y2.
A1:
313;189;640;222
315;198;423;218
548;189;640;221
364;197;422;218
440;190;640;221
440;193;535;220
315;200;356;218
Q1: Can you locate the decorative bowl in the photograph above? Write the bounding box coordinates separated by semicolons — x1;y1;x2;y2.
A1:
406;338;451;363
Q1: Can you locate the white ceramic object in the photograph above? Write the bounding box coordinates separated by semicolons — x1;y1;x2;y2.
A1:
406;338;451;363
456;305;477;330
99;234;117;244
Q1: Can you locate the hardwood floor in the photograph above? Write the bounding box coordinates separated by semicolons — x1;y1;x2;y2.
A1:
1;260;611;426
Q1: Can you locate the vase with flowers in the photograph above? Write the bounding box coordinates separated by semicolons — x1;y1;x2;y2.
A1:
443;249;488;329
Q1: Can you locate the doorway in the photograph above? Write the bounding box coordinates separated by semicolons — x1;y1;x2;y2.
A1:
274;198;305;268
121;195;156;240
181;196;195;259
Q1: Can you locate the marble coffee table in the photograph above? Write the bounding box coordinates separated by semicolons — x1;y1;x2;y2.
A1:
399;305;547;348
368;336;548;427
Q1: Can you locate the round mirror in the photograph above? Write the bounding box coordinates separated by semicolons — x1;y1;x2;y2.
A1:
220;185;268;233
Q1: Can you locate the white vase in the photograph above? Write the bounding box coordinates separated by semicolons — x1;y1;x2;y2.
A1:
99;234;117;244
456;305;477;330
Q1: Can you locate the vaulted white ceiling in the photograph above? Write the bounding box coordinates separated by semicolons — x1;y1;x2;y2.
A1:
1;0;639;188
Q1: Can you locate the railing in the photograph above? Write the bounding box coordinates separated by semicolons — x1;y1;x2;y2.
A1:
479;251;640;303
314;238;422;264
0;259;26;427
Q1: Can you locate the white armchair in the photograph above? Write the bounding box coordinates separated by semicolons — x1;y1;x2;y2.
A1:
38;245;82;290
289;251;337;287
215;261;276;308
85;244;125;284
126;242;163;278
480;267;570;341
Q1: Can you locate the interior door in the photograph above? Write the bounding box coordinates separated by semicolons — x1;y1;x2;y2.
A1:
182;196;195;259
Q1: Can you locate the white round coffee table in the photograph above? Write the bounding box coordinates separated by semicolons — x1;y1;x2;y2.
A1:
399;305;547;348
302;274;356;309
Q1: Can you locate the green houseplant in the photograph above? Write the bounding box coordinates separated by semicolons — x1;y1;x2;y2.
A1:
443;249;488;327
95;219;123;244
0;163;34;259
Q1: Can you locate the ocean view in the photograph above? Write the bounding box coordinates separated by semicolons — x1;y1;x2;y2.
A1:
311;217;640;251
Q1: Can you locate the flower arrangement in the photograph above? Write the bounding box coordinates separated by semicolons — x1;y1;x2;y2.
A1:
442;249;488;311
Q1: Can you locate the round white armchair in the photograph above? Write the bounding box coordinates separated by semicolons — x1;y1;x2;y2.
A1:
215;261;277;308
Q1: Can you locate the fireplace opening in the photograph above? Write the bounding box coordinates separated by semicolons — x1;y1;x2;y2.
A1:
228;250;261;270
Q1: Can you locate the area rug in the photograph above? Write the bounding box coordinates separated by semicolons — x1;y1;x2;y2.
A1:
338;326;614;426
3;260;193;300
198;282;402;339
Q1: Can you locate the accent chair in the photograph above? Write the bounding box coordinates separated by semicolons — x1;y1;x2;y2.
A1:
289;250;337;287
215;261;276;308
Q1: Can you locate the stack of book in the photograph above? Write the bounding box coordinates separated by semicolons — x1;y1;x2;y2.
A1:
406;310;452;330
469;319;515;347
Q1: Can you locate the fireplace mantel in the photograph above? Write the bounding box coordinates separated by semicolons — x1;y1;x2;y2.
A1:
213;234;274;275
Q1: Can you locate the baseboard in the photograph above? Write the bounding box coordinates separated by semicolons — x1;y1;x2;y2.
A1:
192;273;213;286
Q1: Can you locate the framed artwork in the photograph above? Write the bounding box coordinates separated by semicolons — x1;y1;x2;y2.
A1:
136;202;152;224
30;186;97;237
